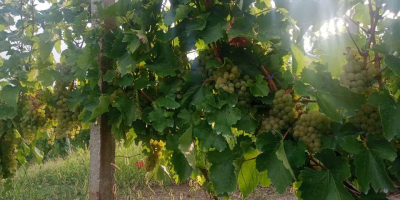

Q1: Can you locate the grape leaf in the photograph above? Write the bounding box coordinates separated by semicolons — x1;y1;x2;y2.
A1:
98;0;131;18
233;108;257;134
292;44;314;75
0;41;11;52
186;13;209;32
228;15;255;38
360;190;389;200
178;126;195;168
206;60;222;69
206;105;241;135
179;85;211;109
177;109;201;127
118;74;134;87
146;44;181;76
259;170;271;187
384;55;400;77
158;78;182;97
0;85;21;108
299;168;353;200
164;5;193;26
389;150;400;180
238;148;259;198
247;75;269;97
342;135;396;193
284;141;307;168
352;3;370;26
148;108;174;132
154;97;180;109
112;96;140;126
368;90;400;140
103;71;116;82
201;22;224;44
208;148;237;195
256;132;295;194
298;68;365;122
298;149;352;200
38;40;56;61
193;121;228;152
0;104;16;119
204;91;237;109
89;96;111;121
117;53;136;76
171;151;193;182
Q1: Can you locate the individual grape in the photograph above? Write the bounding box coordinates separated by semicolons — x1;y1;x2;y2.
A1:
144;139;165;172
293;110;332;153
349;104;381;134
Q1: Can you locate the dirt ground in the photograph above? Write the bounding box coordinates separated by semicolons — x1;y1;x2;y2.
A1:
118;183;297;200
119;183;400;200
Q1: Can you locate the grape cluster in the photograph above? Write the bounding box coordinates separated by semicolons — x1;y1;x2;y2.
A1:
259;90;298;132
173;46;189;68
0;127;18;179
145;139;165;172
53;81;82;140
16;94;48;144
199;49;215;74
340;48;379;93
293;110;331;152
349;104;381;133
199;50;252;106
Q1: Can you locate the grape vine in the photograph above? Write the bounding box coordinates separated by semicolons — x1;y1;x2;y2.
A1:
0;0;399;200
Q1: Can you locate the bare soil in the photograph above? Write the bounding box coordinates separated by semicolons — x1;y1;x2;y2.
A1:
119;183;400;200
118;183;297;200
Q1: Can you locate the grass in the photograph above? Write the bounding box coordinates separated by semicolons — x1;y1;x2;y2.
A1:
0;143;170;200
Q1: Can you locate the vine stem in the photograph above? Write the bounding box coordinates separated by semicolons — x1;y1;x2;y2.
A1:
260;65;278;91
344;15;369;34
139;90;154;102
115;153;141;158
282;128;292;140
344;24;364;57
374;67;387;79
309;155;327;170
202;78;213;86
199;168;218;200
295;99;316;103
364;0;380;65
309;154;361;196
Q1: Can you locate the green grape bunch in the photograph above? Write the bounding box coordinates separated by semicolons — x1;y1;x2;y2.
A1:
173;46;189;69
53;80;82;141
293;110;332;153
14;92;49;144
340;48;379;93
198;49;215;75
0;127;18;179
259;90;299;133
349;104;382;134
199;50;252;106
145;139;165;172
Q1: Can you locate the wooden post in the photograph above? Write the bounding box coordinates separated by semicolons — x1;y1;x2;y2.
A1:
65;134;72;156
89;0;116;199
